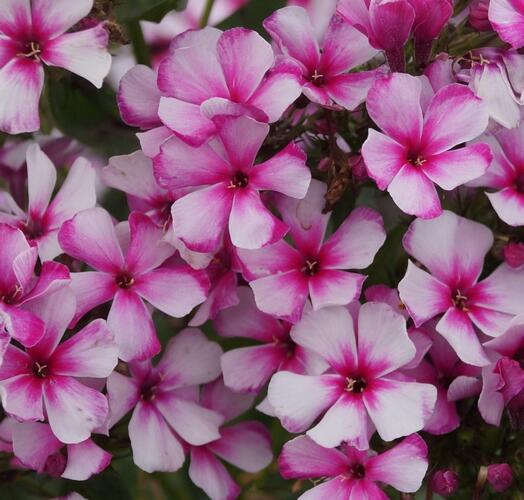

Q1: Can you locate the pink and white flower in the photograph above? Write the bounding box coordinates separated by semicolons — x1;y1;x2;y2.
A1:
398;211;524;366
215;287;326;393
188;379;273;500
154;115;311;253
106;328;223;473
279;433;428;498
58;208;209;361
11;421;111;480
236;180;385;322
469;124;524;226
362;73;492;218
0;144;96;261
264;7;378;110
268;303;437;448
150;26;302;147
489;0;524;49
0;288;118;444
0;223;70;350
0;0;111;133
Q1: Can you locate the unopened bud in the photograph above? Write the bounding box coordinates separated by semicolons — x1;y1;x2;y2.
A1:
430;469;459;497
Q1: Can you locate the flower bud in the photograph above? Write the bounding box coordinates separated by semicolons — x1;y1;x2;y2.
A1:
504;243;524;268
469;0;492;32
487;463;514;492
430;470;459;497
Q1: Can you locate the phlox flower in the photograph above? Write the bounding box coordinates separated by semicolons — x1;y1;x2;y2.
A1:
469;123;524;226
479;315;524;426
264;7;378;110
236;180;385;322
215;287;326;393
0;0;111;133
0;223;70;350
11;421;111;480
154;114;311;252
188;379;273;500
279;433;428;499
106;328;223;473
398;211;524;366
58;208;209;361
489;0;524;49
362;73;492;218
0;144;96;261
268;303;437;449
0;288;118;444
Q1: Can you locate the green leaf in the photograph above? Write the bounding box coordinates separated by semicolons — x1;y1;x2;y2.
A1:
63;468;132;500
217;0;286;35
115;0;187;23
48;76;138;157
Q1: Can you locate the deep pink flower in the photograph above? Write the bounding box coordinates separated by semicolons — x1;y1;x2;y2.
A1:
487;463;514;492
154;115;311;253
188;379;273;500
58;208;209;361
362;73;492;218
264;7;378;110
106;328;224;473
398;211;524;366
504;242;524;267
215;287;326;393
0;0;111;133
268;303;436;448
0;144;96;261
279;433;428;498
430;469;459;497
479;315;524;426
236;180;385;322
489;0;524;49
469;124;524;226
0;223;70;350
470;0;493;31
11;421;111;480
405;328;481;435
0;288;118;444
143;26;302;147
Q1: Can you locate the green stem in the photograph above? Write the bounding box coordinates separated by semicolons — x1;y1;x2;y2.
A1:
199;0;216;28
127;19;151;66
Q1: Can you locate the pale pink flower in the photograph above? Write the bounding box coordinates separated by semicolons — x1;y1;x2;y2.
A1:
0;223;70;350
398;211;524;366
0;0;111;133
479;315;524;426
11;421;111;480
0;288;118;444
469;124;524;226
106;328;223;473
362;73;492;218
268;303;437;448
264;7;378;110
0;144;96;261
489;0;524;49
215;287;326;393
236;180;385;322
154;115;311;253
144;26;302;147
279;433;428;498
58;208;209;361
188;379;272;500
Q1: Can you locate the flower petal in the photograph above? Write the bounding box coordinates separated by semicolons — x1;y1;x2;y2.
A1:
31;0;92;39
0;374;43;421
309;270;365;310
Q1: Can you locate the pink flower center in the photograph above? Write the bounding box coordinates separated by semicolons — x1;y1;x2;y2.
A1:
116;274;135;289
20;218;44;239
350;463;366;479
346;376;367;393
514;172;524;194
452;289;469;311
32;361;49;378
17;41;42;61
273;333;296;358
228;172;249;189
1;285;23;305
309;69;325;86
301;259;320;276
408;154;426;167
140;384;158;401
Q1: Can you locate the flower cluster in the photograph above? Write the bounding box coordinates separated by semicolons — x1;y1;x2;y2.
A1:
0;0;523;498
